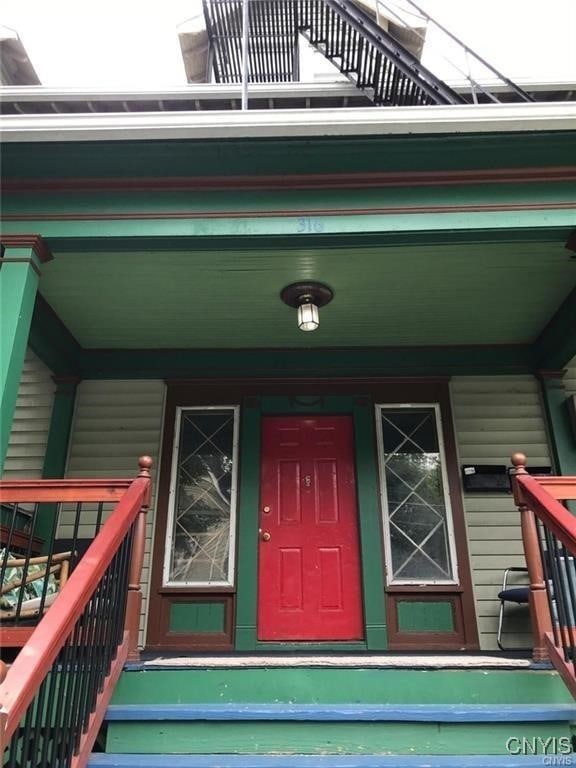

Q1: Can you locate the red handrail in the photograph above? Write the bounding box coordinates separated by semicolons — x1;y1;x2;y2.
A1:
0;456;152;759
510;452;576;693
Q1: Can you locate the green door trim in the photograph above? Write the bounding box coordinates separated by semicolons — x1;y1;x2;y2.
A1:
234;395;387;651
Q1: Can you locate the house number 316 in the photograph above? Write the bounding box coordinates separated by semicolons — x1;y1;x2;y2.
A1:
297;217;324;233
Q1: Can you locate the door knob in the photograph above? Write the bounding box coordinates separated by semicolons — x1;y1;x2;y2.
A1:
261;531;271;542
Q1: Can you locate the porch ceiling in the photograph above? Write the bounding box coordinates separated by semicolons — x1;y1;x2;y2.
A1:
39;241;575;349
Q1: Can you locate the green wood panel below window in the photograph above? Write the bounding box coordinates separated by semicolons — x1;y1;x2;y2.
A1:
397;601;455;633
169;602;226;634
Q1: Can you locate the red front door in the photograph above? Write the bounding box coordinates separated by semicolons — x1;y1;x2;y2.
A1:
257;415;364;641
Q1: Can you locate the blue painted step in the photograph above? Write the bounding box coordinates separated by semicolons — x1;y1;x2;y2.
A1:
105;703;576;723
87;755;576;767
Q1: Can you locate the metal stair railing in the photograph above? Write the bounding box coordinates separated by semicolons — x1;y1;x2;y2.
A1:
299;0;465;105
372;0;533;103
203;0;466;105
0;457;152;768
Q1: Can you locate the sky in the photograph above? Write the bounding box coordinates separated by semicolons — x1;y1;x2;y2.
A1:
1;0;575;88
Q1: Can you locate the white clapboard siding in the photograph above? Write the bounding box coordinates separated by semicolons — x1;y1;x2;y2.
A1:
65;380;165;646
3;349;55;479
451;375;551;651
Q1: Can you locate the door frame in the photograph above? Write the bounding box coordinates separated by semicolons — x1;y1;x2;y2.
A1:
236;395;386;651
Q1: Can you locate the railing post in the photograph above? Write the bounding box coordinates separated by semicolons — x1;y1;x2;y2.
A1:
125;456;153;662
510;452;553;661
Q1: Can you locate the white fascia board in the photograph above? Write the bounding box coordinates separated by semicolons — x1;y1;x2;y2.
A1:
0;82;360;102
2;102;576;142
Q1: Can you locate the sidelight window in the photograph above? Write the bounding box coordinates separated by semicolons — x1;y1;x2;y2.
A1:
163;406;239;586
376;404;458;585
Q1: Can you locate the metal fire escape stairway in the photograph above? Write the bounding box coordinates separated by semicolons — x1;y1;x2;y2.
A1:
202;0;533;106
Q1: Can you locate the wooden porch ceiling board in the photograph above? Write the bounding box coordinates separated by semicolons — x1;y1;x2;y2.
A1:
36;242;575;350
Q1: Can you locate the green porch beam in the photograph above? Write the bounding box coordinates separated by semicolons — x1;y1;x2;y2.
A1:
28;293;82;377
0;235;52;473
79;344;534;379
539;372;576;478
532;284;576;370
3;133;576;179
34;377;80;545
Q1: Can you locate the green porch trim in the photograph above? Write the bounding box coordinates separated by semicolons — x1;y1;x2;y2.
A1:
0;244;46;472
235;400;261;650
17;227;574;255
234;396;387;651
532;285;576;370
3;133;576;179
3;181;575;219
34;377;79;545
28;294;81;377
353;399;387;649
77;346;535;380
539;373;576;478
1;209;574;243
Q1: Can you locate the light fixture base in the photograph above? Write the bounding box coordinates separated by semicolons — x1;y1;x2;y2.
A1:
280;281;334;308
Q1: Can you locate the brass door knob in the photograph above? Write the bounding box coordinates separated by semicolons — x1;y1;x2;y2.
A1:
261;531;271;542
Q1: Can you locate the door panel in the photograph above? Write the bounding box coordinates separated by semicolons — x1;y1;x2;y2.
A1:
258;415;363;640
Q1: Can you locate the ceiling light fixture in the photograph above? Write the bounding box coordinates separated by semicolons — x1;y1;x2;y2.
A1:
280;281;334;332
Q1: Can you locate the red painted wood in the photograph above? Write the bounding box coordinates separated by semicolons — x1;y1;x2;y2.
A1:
533;477;576;501
0;525;43;554
0;476;149;741
517;474;576;554
258;416;363;641
0;627;35;647
70;633;130;768
0;479;132;503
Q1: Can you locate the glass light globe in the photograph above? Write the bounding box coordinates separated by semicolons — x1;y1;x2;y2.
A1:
297;302;319;332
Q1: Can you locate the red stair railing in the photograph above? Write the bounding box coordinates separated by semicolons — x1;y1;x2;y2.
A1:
0;456;152;768
510;453;576;695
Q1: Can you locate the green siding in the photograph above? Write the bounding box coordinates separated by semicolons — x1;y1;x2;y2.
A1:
397;601;455;633
169;602;225;634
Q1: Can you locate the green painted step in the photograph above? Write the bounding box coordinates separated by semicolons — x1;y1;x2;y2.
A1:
106;720;573;756
104;702;576;757
111;668;573;707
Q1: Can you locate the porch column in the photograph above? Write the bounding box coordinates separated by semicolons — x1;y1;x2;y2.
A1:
0;235;52;473
539;372;576;477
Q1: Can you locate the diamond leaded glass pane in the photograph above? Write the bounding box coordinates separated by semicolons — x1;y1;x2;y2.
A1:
166;408;237;584
378;407;455;583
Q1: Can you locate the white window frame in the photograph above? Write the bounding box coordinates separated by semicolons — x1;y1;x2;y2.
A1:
163;405;240;587
375;403;459;586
